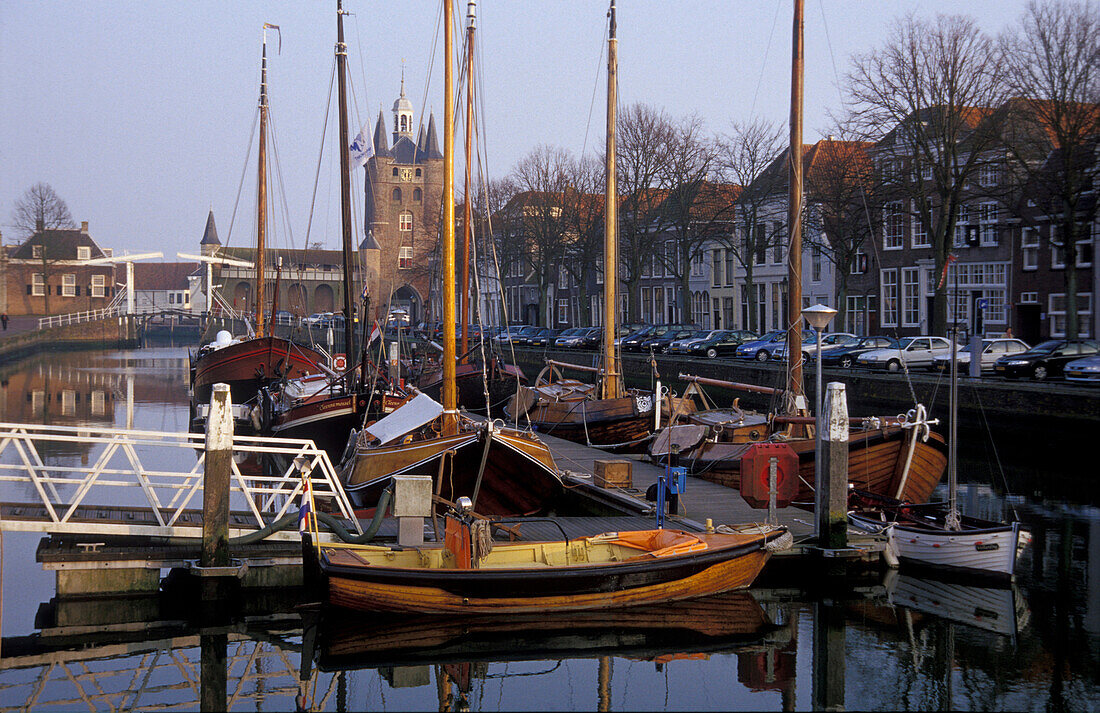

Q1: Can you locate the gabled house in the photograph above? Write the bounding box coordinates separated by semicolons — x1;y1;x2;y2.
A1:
2;220;116;317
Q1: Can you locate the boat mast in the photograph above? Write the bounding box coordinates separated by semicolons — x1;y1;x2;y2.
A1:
442;0;458;432
255;27;271;339
947;264;960;529
786;0;804;412
460;0;476;363
600;0;621;401
336;0;357;386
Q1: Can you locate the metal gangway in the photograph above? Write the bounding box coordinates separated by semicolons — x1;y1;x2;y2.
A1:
0;421;361;540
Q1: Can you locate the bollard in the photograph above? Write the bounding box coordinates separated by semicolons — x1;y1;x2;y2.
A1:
203;383;233;570
815;382;848;550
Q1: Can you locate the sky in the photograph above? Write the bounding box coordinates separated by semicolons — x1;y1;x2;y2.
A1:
0;0;1038;260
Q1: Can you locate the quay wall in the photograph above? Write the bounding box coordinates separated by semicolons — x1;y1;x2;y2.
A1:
0;316;139;364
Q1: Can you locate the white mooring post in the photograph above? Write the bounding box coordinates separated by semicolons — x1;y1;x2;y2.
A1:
393;475;432;547
203;384;233;571
815;382;849;550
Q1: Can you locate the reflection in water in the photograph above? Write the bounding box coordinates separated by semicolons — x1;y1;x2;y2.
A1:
0;347;1096;711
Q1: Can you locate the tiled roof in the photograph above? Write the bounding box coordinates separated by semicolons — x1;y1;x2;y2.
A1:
132;262;200;290
10;227;108;261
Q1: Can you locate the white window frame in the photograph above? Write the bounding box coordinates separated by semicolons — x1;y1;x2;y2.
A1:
1019;291;1038;304
32;273;45;297
880;268;898;327
398;211;413;232
32;245;43;259
911;202;930;248
558;263;569;290
398;246;413;269
1021;228;1039;271
979;202;999;247
902;267;920;327
884;202;904;250
954;204;972;248
91;274;106;298
811;244;822;283
1048;292;1093;338
557;298;569;324
77;246;91;260
711;249;722;287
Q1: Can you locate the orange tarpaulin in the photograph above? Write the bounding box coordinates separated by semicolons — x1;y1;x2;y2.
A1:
601;530;709;559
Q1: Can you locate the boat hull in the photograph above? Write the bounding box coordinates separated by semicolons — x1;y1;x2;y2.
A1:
507;388;656;453
191;336;326;405
320;531;779;615
886;521;1028;580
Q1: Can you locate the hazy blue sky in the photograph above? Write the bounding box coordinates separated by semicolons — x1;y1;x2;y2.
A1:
1;1;1035;259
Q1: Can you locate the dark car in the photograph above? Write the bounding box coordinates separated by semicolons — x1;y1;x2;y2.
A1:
577;327;605;349
528;328;563;347
618;325;657;351
992;338;1100;381
553;327;590;348
640;328;701;354
815;335;898;368
686;329;758;359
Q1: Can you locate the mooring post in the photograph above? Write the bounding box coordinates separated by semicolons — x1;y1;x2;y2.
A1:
816;382;848;550
203;383;233;571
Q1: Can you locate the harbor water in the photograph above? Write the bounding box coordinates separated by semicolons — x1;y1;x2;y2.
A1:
0;345;1097;711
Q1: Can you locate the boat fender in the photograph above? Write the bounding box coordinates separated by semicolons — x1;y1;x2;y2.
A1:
764;530;794;553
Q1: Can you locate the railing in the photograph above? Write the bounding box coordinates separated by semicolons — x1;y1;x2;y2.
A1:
0;421;361;539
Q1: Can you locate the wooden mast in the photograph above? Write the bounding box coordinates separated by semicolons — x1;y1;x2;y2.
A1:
442;0;457;432
786;0;805;411
460;0;476;363
601;0;621;401
255;28;270;338
336;0;357;385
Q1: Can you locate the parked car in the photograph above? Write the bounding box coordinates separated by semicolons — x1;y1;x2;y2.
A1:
814;336;898;368
993;338;1100;381
1064;354;1100;385
492;325;532;346
554;327;590;348
618;326;657;350
856;336;956;371
272;310;295;325
765;330;832;361
577;326;605;350
641;328;702;354
930;337;1030;373
667;330;723;355
303;312;331;327
735;330;787;361
684;329;758;359
529;328;563;347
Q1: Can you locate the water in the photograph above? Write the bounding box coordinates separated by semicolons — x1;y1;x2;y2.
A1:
0;346;1097;711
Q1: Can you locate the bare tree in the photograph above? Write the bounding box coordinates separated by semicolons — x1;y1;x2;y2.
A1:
616;103;677;321
716;119;786;333
11;182;75;238
999;0;1100;338
803;137;881;330
844;13;1009;335
508;145;574;326
562;154;605;326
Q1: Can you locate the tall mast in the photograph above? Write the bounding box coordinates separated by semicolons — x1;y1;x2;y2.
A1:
442;0;457;432
255;28;270;338
336;0;357;383
786;0;804;410
460;1;476;363
600;0;621;401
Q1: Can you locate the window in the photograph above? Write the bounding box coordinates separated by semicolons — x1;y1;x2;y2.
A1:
77;246;91;260
666;286;677;323
641;287;652;323
921;163;932;181
169;292;175;304
911;202;930;247
32;273;45;297
978;163;1000;187
902;267;920;327
61;274;76;297
415;168;422;178
772;224;784;264
881;269;898;327
398;211;413;232
1049;293;1093;338
979;202;998;246
558;263;569;289
392;167;399;177
32;245;43;259
725;249;736;286
557;299;569;324
811;244;822;283
1022;228;1039;270
711;249;722;287
413;188;422;202
654;288;665;325
851;246;868;275
91;274;105;298
595;257;604;284
1053;225;1094;268
770;282;780;330
754;224;766;265
884;202;904;249
691;250;704;277
954;204;972;248
1020;291;1038;304
392;188;402;202
91;390;106;416
398;246;413;269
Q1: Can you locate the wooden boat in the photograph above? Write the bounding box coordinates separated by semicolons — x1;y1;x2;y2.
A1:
338;2;563;518
190;27;325;407
505;6;655;452
305;509;789;614
884;569;1030;638
417;357;526;415
309;590;777;669
650;375;947;506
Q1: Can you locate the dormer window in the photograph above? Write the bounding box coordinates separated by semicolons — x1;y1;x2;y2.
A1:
32;245;43;259
77;246;91;260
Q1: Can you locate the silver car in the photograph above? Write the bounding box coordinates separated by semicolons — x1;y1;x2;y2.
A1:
930;338;1030;373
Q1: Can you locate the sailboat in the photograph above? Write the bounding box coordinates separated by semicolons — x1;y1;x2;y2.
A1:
337;0;564;518
848;263;1031;580
504;0;657;452
414;0;527;416
252;0;410;462
190;25;326;409
646;0;947;506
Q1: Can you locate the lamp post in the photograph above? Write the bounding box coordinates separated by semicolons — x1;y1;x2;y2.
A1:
802;303;838;545
802;304;837;419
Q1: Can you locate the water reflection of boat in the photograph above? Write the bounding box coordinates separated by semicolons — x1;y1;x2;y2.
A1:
884;569;1030;638
307;591;777;670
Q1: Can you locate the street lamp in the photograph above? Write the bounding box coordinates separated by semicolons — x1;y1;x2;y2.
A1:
803;303;837;532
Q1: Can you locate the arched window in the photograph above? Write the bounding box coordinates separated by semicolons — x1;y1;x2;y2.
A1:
413;188;422;202
415;168;422;177
392;167;399;177
400;115;408;132
392;187;402;202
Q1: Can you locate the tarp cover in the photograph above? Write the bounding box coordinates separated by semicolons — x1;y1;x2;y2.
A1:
364;392;444;445
598;529;708;559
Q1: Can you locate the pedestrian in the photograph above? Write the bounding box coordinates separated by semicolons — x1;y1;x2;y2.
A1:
1;313;8;331
1004;326;1013;338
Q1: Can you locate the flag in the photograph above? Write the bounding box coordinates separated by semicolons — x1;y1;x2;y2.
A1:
937;254;957;290
349;123;374;167
368;320;382;346
298;497;311;534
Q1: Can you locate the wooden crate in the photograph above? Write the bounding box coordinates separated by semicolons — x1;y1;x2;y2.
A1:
594;459;632;489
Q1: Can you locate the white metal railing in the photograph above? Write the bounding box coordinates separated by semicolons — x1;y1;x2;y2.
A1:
0;421;361;539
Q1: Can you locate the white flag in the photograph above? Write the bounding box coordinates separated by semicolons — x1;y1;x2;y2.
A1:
349;124;374;167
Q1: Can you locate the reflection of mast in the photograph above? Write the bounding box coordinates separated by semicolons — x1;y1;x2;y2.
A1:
597;656;611;711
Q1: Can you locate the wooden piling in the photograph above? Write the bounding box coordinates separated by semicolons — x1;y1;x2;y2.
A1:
202;383;232;570
816;382;848;550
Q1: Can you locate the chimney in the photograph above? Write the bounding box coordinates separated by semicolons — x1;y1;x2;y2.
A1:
828;135;836;141
36;218;44;233
81;221;89;234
